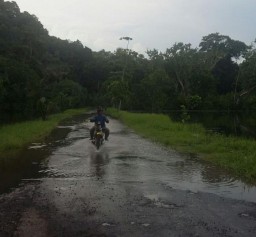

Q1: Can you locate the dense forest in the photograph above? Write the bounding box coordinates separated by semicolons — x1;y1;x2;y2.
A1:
0;0;256;123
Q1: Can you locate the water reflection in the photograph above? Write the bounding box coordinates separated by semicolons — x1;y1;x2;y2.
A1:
169;111;256;139
201;163;236;184
0;147;50;194
163;153;256;202
0;114;90;194
107;130;256;203
90;151;109;178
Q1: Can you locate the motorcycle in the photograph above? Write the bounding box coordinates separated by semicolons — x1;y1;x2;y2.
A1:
92;122;104;150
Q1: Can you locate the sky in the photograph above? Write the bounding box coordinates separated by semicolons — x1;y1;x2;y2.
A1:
13;0;256;55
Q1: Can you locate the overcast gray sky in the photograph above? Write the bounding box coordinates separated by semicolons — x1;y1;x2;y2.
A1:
14;0;256;54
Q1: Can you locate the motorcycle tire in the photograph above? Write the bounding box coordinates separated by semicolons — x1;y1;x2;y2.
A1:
95;137;101;150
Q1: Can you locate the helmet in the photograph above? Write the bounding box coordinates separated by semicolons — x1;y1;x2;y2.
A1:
97;106;103;113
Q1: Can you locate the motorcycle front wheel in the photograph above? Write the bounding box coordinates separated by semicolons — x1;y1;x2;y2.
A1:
95;137;101;150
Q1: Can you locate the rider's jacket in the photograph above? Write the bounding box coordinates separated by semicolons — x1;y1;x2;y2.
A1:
90;114;109;128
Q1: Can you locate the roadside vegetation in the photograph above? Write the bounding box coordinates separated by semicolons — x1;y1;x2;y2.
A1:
108;109;256;182
0;108;86;157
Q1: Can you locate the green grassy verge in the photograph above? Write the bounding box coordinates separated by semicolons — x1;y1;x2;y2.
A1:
0;108;87;155
107;108;256;182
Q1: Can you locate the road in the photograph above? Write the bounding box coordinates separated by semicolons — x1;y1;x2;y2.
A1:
0;113;256;237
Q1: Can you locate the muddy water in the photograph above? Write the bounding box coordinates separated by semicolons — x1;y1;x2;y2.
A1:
0;115;85;194
1;113;256;203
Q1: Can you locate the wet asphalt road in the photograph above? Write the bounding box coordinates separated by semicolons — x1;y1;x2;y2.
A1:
1;114;256;237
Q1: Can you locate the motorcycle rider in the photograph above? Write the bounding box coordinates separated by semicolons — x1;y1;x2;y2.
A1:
90;107;110;141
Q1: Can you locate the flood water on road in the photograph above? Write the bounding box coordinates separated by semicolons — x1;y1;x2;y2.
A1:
1;113;256;203
2;113;256;236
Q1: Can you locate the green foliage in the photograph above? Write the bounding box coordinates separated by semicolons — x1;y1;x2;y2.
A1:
1;0;256;121
180;105;190;123
51;79;87;111
0;57;41;120
140;69;169;112
212;55;239;94
235;42;256;108
199;32;248;59
187;95;202;110
0;1;91;122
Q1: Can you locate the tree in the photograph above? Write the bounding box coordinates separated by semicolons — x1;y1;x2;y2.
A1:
200;33;249;108
0;58;41;121
102;78;131;109
140;69;170;112
199;33;248;59
50;79;87;112
212;54;239;94
236;41;256;106
164;42;198;100
146;49;164;70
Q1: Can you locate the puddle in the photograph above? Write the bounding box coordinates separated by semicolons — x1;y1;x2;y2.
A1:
0;114;90;194
103;129;256;203
28;143;47;149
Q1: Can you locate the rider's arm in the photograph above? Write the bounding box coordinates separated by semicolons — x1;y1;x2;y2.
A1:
105;116;109;123
90;117;96;122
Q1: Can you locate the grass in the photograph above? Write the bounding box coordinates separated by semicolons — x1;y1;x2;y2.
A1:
0;108;87;156
107;108;256;182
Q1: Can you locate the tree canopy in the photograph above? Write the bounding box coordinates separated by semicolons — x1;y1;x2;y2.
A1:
0;0;256;123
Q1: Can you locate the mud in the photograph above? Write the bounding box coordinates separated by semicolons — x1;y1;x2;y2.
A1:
0;113;256;236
